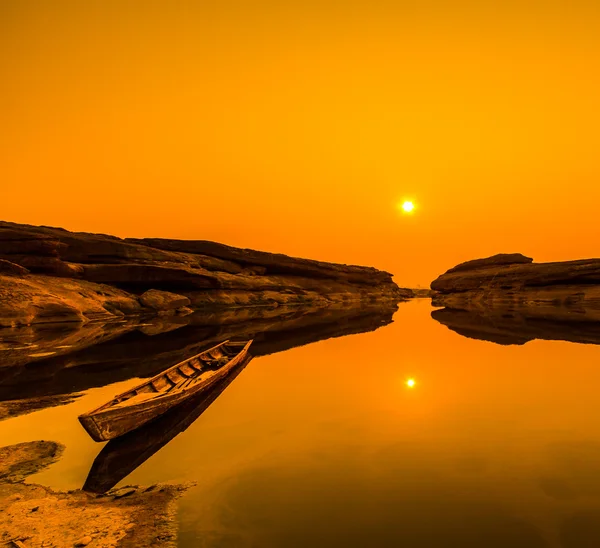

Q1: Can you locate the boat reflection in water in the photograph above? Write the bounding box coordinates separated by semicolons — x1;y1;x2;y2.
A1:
83;354;253;494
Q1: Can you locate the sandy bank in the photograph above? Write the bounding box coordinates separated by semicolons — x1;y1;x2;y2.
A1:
0;441;189;547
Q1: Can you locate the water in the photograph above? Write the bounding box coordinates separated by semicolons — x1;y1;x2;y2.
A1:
3;299;600;547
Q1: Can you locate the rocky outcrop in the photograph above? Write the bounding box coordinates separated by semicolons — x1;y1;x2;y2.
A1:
430;254;600;341
0;275;143;327
432;283;600;318
0;259;28;277
432;253;600;292
443;253;533;275
0;221;410;326
139;289;191;312
124;237;392;284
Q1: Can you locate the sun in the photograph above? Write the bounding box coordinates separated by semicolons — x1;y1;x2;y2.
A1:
406;378;416;388
399;201;415;214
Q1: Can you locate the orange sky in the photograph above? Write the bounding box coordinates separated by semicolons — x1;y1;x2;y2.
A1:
2;1;600;286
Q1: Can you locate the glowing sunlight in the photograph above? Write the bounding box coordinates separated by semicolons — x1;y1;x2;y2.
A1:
399;201;415;214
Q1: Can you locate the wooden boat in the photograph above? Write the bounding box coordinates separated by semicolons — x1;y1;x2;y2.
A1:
83;354;252;493
78;340;252;442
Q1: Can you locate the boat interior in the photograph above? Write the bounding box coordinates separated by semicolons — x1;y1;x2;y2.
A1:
108;341;247;408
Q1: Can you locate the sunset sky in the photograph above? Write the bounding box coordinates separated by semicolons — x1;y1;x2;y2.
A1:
2;1;600;286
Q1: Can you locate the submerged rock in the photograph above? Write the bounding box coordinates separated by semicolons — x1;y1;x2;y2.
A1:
0;440;64;483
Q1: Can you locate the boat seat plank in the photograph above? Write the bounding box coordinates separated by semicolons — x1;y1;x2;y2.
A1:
189;359;203;371
179;364;195;376
166;372;184;384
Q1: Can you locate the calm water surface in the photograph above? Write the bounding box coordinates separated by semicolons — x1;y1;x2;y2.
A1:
3;299;600;547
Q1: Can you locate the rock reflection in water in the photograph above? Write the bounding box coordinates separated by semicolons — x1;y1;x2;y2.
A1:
431;307;600;346
83;355;253;494
0;304;397;419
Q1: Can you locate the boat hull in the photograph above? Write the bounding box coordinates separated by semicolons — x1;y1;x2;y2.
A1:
83;355;252;493
78;341;250;441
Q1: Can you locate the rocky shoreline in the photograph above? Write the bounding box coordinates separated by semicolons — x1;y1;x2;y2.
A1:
0;221;411;328
0;441;188;547
431;253;600;317
429;253;600;345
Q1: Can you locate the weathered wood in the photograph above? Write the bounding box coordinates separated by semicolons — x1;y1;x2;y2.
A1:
83;355;253;493
78;340;252;441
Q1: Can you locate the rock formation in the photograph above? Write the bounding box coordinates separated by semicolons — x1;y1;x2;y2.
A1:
0;221;411;327
431;253;600;316
430;253;600;344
